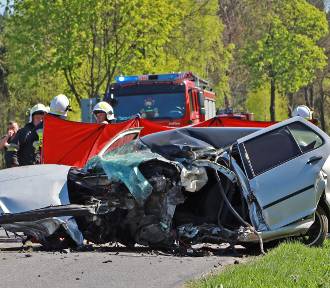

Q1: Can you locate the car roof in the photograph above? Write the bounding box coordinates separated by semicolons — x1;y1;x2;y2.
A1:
141;126;260;150
236;117;329;144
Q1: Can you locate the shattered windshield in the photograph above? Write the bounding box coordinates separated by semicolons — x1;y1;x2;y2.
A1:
103;139;148;158
84;139;158;202
84;139;147;173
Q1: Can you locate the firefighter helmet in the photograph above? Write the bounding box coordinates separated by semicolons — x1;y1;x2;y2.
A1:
93;101;114;121
29;103;48;122
49;94;72;118
292;105;313;120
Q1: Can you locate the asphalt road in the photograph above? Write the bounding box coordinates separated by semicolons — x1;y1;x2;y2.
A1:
0;240;250;288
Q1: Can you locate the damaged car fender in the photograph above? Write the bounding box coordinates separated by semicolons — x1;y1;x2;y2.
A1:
0;164;71;212
0;164;84;246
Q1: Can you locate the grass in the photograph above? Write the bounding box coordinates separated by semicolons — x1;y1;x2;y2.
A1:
187;240;330;288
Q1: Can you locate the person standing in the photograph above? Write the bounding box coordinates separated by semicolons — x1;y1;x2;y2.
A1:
92;101;115;124
0;121;19;168
7;104;48;167
31;94;72;164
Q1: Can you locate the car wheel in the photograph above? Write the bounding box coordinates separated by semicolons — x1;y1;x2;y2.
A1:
302;206;328;247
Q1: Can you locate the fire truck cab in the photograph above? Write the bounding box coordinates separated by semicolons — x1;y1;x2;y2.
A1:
104;72;216;127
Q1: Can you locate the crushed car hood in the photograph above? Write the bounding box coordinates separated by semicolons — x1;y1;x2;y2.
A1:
0;164;71;212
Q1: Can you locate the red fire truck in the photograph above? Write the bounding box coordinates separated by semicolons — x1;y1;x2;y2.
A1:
104;72;216;127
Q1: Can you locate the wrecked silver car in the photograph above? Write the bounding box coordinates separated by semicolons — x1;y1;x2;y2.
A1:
0;117;329;252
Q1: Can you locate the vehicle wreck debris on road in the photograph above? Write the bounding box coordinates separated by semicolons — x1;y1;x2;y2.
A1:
0;117;329;253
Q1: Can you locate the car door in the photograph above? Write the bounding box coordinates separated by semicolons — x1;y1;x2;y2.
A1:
237;118;330;230
98;128;142;157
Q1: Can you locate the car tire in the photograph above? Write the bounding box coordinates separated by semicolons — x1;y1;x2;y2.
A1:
303;206;328;247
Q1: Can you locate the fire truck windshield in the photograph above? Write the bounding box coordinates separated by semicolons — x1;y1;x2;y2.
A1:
112;84;186;122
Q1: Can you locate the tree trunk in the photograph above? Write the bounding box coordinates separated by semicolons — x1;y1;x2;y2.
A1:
270;78;276;121
319;80;326;131
63;68;82;108
309;85;314;110
287;92;294;117
304;86;310;107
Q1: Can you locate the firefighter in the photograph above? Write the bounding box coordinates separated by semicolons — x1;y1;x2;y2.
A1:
93;101;115;124
33;94;72;162
140;96;159;119
49;94;72;119
7;104;48;167
292;105;313;120
0;121;19;168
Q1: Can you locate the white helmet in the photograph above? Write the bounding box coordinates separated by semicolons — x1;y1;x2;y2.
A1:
292;105;313;120
49;94;72;118
29;103;48;122
93;101;114;121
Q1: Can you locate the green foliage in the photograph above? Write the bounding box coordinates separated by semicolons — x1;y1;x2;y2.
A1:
0;14;12;143
188;240;330;288
243;0;328;94
117;0;231;104
6;70;69;125
6;0;180;102
162;0;231;101
4;0;229;114
246;84;288;121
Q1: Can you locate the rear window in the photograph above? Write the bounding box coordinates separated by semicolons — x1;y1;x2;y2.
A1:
243;126;301;177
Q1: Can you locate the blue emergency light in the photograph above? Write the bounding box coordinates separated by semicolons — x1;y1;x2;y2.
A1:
115;72;191;83
115;75;140;82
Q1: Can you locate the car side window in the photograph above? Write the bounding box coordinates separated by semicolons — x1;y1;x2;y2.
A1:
288;122;323;153
243;126;301;177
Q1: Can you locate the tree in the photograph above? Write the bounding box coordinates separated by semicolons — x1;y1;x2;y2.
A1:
218;0;273;110
242;0;328;121
0;14;10;126
246;84;288;121
161;0;230;104
5;0;230;109
6;0;180;105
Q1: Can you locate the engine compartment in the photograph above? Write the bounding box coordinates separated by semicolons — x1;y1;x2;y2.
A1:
67;147;253;250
